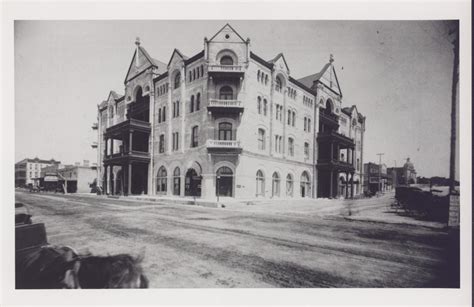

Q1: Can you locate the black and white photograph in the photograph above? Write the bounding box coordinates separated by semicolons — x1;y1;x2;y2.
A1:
1;0;471;306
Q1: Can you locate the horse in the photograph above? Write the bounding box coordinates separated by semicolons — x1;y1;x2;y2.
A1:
16;245;148;289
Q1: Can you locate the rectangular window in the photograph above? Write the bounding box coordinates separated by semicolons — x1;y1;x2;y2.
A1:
159;134;165;153
258;129;265;150
191;126;198;147
172;132;179;151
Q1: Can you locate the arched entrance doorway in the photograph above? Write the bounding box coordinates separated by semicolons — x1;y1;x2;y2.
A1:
216;166;233;197
185;168;201;197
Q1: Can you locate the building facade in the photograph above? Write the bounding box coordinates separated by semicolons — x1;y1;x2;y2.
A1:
387;158;417;187
363;162;390;194
15;157;60;187
93;24;366;200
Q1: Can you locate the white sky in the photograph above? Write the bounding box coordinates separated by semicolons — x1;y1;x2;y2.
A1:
14;20;458;178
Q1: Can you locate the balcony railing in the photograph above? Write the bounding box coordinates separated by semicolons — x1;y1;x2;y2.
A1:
209;99;242;108
208;65;244;73
103;150;150;164
92;123;98;130
206;140;241;148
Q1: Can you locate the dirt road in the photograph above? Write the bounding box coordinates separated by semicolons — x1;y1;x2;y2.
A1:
15;191;459;288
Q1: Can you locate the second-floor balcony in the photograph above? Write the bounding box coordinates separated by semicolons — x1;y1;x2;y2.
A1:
207;99;244;114
208;64;245;78
105;118;151;138
317;130;355;148
317;158;355;172
103;150;150;165
206;139;242;154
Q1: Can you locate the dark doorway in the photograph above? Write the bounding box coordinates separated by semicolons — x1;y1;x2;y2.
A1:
185;168;201;197
216;166;233;197
131;163;148;195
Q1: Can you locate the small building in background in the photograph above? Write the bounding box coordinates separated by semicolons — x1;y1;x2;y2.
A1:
363;162;389;194
39;160;96;193
387;158;417;187
15;157;61;187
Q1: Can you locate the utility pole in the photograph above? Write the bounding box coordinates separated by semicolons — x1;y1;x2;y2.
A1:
377;153;384;193
448;22;459;195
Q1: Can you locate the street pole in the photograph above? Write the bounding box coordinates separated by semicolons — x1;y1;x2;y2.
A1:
377;153;384;193
449;22;459;195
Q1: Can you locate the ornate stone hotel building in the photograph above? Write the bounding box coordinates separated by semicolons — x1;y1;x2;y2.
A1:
93;24;366;200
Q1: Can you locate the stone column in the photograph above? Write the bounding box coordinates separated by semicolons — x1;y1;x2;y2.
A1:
128;163;132;195
345;171;349;199
129;130;133;153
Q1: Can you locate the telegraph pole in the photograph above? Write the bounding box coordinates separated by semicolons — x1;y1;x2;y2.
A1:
448;22;459;194
377;153;384;193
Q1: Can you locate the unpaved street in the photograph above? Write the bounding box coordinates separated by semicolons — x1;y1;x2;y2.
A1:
15;191;459;288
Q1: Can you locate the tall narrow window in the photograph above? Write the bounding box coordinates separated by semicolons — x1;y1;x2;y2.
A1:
272;172;280;197
287;110;291;125
158;109;162;123
286;174;294;197
288;138;294;156
307;119;311;132
156;166;167;193
257;96;262;114
190;95;195;113
292;111;296;127
257;70;261;81
263;99;268;116
218;122;233;141
162;106;166;122
159;134;165;153
174;72;181;89
304;142;310;159
219;86;233;100
258;128;265;150
275;77;282;92
191;126;199;147
196;93;201;111
300;171;311;197
256;170;265;197
173;167;180;196
304;117;307;131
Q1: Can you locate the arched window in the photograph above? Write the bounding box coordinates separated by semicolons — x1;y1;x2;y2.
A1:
325;99;333;114
257;96;262;114
190;95;195;113
256;170;265;197
275;77;282;92
287;110;291;125
218;122;233;141
219;86;233;100
304;142;310;159
286;174;294;197
288;137;294;156
173;167;180;196
258;128;266;150
292;111;296;126
300;171;311;197
157;166;167;193
263;99;268;116
196;93;201;111
174;72;181;89
220;55;234;66
307;118;311;132
272;172;280;197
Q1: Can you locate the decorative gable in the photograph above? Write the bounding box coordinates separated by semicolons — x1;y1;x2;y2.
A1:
319;64;342;96
167;49;187;69
271;53;290;74
209;23;246;43
125;40;161;83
